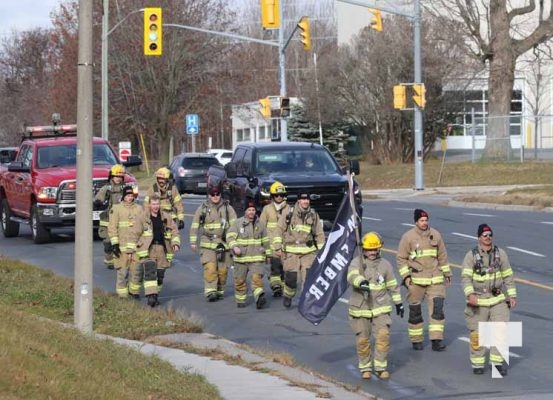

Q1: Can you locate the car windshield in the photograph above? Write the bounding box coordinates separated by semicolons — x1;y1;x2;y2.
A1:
181;157;219;168
254;149;341;175
36;143;117;169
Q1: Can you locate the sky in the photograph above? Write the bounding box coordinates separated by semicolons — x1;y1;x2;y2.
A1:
0;0;60;37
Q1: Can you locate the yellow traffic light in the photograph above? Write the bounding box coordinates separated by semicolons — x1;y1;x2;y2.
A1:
144;7;162;56
393;85;406;109
297;16;311;51
261;0;280;29
259;97;271;118
369;8;383;32
413;84;426;108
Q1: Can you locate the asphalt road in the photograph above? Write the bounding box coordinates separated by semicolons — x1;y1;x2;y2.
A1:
2;195;553;399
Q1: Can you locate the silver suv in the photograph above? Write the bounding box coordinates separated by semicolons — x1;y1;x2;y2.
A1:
169;153;221;194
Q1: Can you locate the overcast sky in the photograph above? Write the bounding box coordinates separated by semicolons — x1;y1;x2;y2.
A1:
0;0;60;37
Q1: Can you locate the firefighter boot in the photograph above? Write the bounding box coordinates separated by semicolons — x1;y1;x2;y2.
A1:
375;371;390;380
361;371;371;380
147;294;159;308
431;340;446;352
473;367;484;375
256;293;267;310
283;296;292;309
207;292;218;302
272;286;283;298
412;342;423;351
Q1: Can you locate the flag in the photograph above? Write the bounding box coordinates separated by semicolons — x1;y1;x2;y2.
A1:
298;189;361;325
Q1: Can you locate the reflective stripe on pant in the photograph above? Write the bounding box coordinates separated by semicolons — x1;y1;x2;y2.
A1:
233;262;265;304
406;283;446;342
269;256;284;290
349;314;391;372
202;251;230;297
465;301;510;368
115;266;129;298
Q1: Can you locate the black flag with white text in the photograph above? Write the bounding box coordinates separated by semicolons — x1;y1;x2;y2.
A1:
298;190;361;325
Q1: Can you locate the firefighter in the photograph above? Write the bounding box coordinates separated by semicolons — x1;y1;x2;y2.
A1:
107;185;143;298
348;232;404;380
259;181;290;297
227;199;271;309
132;193;180;307
189;185;237;301
461;223;517;376
396;208;451;351
144;167;185;230
273;192;325;308
94;164;126;269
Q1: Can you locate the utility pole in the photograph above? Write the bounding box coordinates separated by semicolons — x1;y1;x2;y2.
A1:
279;1;288;142
75;0;94;334
101;0;109;139
413;0;424;190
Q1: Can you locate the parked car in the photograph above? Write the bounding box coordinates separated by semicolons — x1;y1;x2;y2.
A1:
169;153;221;194
207;148;233;166
0;147;17;164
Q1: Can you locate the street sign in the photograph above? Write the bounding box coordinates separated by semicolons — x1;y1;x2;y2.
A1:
118;141;131;162
186;114;199;135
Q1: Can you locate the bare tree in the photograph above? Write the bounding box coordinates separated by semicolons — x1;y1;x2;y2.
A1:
426;0;553;159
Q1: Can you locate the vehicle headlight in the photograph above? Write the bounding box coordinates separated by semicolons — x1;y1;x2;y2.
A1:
37;187;58;200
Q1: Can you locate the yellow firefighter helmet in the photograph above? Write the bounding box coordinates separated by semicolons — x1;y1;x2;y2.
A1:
362;232;383;250
269;181;287;196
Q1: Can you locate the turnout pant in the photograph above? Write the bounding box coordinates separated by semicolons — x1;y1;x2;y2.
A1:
282;252;316;299
233;262;265;305
349;314;392;373
200;248;230;298
406;283;446;343
465;302;510;368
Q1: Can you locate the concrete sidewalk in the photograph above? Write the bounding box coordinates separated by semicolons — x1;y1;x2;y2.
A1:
108;333;375;400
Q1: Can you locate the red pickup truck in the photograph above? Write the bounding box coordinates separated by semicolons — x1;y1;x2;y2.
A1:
0;119;142;243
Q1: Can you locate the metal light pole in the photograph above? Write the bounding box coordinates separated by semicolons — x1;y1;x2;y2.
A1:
413;0;424;190
75;0;94;334
101;0;109;140
314;52;323;145
279;1;288;142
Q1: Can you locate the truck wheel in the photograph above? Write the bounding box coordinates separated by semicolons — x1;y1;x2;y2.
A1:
31;204;50;244
1;199;20;237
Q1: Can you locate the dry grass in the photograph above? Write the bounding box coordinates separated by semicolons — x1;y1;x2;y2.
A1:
457;185;553;208
0;257;220;400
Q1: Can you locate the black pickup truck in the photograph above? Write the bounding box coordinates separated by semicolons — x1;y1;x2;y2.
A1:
207;142;361;228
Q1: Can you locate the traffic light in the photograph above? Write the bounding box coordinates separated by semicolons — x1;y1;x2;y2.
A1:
280;97;290;117
261;0;280;29
412;84;426;108
297;16;311;51
259;97;271;118
144;7;162;56
369;8;383;32
393;85;406;109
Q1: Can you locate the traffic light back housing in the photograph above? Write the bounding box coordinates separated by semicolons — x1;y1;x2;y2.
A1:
280;97;290;117
259;97;271;118
261;0;280;29
369;8;383;32
144;7;162;56
393;85;406;109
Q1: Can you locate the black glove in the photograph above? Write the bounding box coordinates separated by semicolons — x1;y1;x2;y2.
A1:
178;220;185;230
93;199;104;210
395;304;405;318
103;241;113;254
112;244;121;258
358;280;370;292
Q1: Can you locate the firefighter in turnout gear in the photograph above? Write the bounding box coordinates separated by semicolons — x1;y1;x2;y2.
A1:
94;164;126;269
144;167;185;230
259;181;290;297
107;185;143;298
461;223;517;376
396;208;451;351
228;199;271;309
273;192;325;308
348;232;403;380
132;194;180;307
189;185;237;301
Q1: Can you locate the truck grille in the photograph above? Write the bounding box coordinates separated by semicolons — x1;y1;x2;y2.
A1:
59;179;109;202
285;184;346;220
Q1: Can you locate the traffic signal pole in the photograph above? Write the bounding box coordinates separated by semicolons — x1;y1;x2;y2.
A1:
279;2;288;142
338;0;424;189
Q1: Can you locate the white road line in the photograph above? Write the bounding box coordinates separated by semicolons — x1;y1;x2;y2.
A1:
362;216;382;221
540;221;553;225
507;246;545;257
401;223;414;227
452;232;476;240
463;212;495;217
457;337;521;358
394;208;413;211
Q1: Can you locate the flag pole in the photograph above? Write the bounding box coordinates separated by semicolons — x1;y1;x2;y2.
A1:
347;170;364;267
